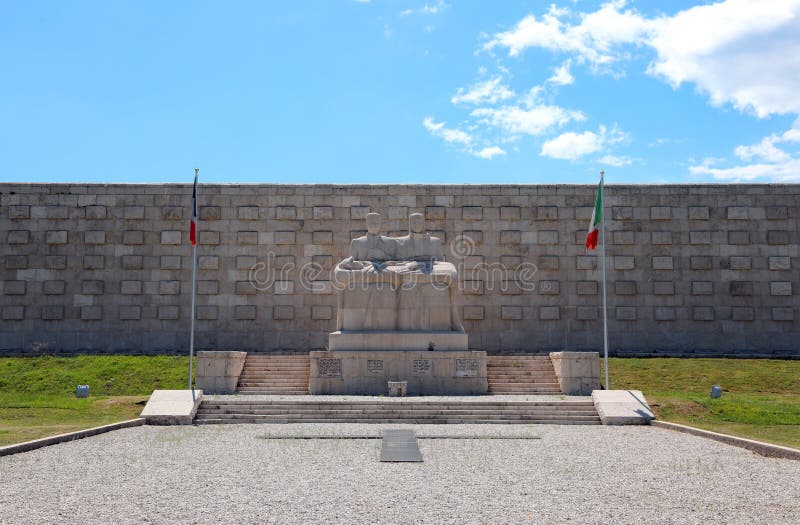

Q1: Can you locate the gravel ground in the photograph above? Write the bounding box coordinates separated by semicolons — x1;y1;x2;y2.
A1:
1;424;798;524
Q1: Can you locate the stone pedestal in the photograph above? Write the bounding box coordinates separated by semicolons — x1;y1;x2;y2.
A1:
549;351;601;395
309;350;488;395
328;330;468;351
195;351;247;394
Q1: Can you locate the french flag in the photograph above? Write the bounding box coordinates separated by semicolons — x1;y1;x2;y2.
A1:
190;169;198;246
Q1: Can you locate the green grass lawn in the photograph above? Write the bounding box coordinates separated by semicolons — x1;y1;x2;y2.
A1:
1;355;798;450
604;357;800;449
0;355;189;446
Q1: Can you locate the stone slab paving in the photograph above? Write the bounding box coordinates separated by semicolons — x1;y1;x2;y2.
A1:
1;424;799;524
205;394;577;402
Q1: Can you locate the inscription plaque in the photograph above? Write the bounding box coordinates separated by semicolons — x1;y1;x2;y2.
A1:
412;359;432;374
367;359;384;373
455;358;479;378
318;358;342;378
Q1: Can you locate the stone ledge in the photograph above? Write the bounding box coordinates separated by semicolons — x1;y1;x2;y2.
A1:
592;389;654;425
0;418;144;457
140;389;203;425
651;420;800;460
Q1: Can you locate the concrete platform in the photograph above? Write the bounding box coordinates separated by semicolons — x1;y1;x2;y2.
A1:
140;389;203;425
591;390;654;425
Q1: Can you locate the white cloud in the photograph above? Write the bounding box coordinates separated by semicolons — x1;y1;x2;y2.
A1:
540;125;626;160
474;146;507;159
541;130;604;160
451;77;515;105
598;154;632;167
471;104;585;136
401;0;449;16
547;61;574;86
423;116;472;145
734;135;790;163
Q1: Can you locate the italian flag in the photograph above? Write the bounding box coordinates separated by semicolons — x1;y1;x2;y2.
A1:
585;176;603;250
190;169;198;246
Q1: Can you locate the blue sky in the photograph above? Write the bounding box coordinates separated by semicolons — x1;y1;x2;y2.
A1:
1;0;798;184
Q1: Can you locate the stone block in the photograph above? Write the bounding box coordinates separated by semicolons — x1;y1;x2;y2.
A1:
772;307;794;321
84;205;107;220
121;280;142;295
732;307;754;321
235;281;257;295
616;306;637;321
81;306;102;321
462;280;484;295
275;231;296;244
654;306;675;321
83;255;105;270
689;231;710;244
158;306;180;320
651;206;671;220
276;206;296;220
236;255;257;270
612;206;632;220
550;352;601;395
46;230;68;245
614;256;635;270
234;305;256;320
160;255;181;269
199;231;220;245
577;306;597;320
727;206;749;220
536;206;558;220
770;281;792;296
7;230;29;244
312;230;333;245
198;280;219;295
537;256;558;271
274;280;294;294
615;281;636;295
769;256;791;271
500;206;521;220
199;206;221;220
692;281;713;295
651;231;672;245
691;256;712;271
576;256;596;270
277;254;298;269
463;230;483;244
313;206;333;220
462;206;483;220
41;306;64;320
501;306;522;320
538;230;559;245
162;206;183;220
500;230;521;245
311;280;333;295
198;255;219;270
3;280;26;295
766;206;788;220
8;205;30;219
159;280;180;295
124;206;145;219
463;305;484;320
6;255;28;269
539;280;560;295
767;230;790;245
161;230;181;245
273;305;295;320
613;231;634;245
729;256;751;270
84;230;106;245
195;352;248;394
2;306;25;320
576;280;598;295
312;305;333;320
652;256;674;270
653;281;674;295
237;231;258;245
140;389;203;425
46;206;69;219
388;206;408;220
43;280;65;295
592;390;654;425
196;306;218;320
693;306;714;321
45;255;67;269
123;230;144;245
730;281;753;296
425;206;445;220
689;206;710;220
350;206;370;219
82;280;104;295
539;306;560;320
238;206;259;220
728;231;749;244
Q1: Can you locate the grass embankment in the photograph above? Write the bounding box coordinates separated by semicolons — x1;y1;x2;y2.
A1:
605;358;800;449
0;356;188;446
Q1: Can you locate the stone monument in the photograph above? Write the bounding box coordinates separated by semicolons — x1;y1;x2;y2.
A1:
309;212;487;395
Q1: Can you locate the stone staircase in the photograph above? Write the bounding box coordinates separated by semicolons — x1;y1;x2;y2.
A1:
235;354;310;395
487;356;562;395
194;398;601;424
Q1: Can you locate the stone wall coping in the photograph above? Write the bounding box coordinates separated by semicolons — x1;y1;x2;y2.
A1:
0;418;144;457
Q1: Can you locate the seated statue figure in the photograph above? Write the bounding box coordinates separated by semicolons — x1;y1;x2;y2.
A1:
333;212;463;333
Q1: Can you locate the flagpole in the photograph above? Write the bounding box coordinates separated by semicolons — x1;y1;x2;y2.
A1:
600;170;609;389
189;168;199;401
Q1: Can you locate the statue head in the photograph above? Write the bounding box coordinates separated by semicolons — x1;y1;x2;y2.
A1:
409;212;425;234
366;212;382;235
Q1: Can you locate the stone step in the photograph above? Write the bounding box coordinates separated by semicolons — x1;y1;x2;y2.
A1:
195;418;601;425
201;399;595;407
195;413;602;422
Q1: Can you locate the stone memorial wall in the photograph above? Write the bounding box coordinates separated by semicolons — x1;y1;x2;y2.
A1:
0;183;797;357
